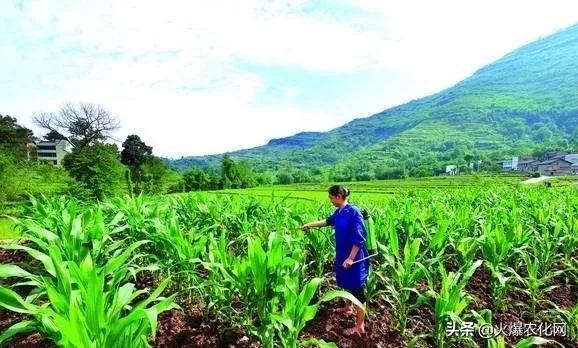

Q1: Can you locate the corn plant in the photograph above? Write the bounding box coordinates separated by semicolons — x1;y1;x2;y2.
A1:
11;206;126;266
529;223;565;279
552;303;578;340
424;260;483;348
453;236;481;267
302;227;334;278
205;231;304;347
271;276;363;348
190;232;240;318
487;336;562;348
0;244;176;347
510;252;564;318
381;236;430;335
480;224;516;311
105;194;163;237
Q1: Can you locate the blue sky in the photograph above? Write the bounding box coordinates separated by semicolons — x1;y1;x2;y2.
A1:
1;0;578;157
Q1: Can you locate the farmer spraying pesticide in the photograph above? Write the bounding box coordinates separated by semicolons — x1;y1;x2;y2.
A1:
300;185;374;336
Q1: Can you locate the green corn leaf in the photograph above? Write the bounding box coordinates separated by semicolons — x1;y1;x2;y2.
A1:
0;320;37;345
513;337;562;348
0;264;34;279
1;244;56;277
0;287;36;314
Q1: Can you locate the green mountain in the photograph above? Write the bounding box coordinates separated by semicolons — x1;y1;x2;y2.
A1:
169;24;578;180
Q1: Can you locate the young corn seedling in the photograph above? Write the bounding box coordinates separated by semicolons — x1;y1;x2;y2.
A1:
487;336;562;348
207;231;303;347
453;236;481;267
552;303;578;340
529;222;565;279
381;237;430;335
480;225;516;311
191;232;241;319
271;276;364;348
105;194;162;239
302;226;334;278
12;206;127;266
0;244;176;347
423;260;483;348
511;252;563;319
423;218;451;273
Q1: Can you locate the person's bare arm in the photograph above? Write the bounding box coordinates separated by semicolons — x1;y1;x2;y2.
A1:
342;245;361;268
300;219;328;231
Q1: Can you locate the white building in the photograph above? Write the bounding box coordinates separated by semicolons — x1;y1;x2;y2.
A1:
445;165;458;176
37;140;71;166
501;156;519;171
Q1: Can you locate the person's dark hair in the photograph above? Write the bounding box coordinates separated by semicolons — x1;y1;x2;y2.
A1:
328;185;350;199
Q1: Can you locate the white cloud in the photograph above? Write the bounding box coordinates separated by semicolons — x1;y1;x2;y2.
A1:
340;0;578;92
2;0;578;157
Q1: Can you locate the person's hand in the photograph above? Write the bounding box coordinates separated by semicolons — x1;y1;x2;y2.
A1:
300;223;311;232
342;258;354;269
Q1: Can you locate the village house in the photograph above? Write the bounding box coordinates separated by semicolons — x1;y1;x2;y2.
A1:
517;159;538;172
535;158;573;176
564;153;578;164
499;152;578;174
543;151;568;160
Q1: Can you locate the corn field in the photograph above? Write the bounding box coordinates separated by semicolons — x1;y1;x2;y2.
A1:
0;186;577;347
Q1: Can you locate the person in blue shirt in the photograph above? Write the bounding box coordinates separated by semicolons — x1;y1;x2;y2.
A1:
300;185;369;336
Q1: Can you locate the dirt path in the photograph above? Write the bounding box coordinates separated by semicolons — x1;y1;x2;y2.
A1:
521;176;551;184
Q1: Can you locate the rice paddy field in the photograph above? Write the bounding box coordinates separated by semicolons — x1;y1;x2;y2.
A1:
0;176;577;347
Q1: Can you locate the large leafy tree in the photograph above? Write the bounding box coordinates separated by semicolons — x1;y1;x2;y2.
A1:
121;135;153;169
183;168;208;191
0;115;35;159
120;135;153;193
141;157;169;194
220;154;238;188
62;143;127;200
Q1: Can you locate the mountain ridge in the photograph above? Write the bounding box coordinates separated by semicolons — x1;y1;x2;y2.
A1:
168;23;578;179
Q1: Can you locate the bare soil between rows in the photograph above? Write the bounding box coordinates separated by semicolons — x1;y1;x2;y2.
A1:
1;248;576;347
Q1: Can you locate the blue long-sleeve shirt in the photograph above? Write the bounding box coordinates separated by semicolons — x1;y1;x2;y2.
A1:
326;203;369;290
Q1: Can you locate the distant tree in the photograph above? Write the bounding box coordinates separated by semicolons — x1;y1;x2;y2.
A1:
43;130;67;142
121;135;153;169
256;172;275;185
141;157;168;194
34;103;120;151
355;172;374;181
533;126;553;142
277;172;294;185
375;165;406;180
0;115;35;158
236;161;257;188
292;169;311;183
220;154;238;185
183;168;212;191
0;153;16;202
62;143;127;200
120;135;153;193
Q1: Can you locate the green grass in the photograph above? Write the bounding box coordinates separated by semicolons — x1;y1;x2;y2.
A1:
0;218;18;240
209;175;525;202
